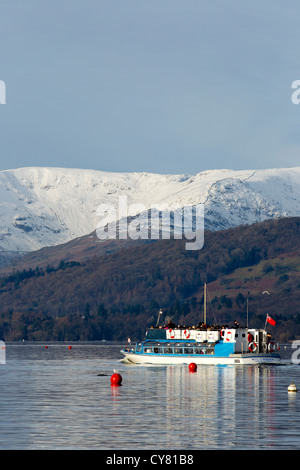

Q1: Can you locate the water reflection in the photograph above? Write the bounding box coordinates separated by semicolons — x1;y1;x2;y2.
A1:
1;344;300;449
106;358;300;449
157;364;288;449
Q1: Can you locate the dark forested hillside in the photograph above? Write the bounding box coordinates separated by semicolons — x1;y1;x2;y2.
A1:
0;217;300;342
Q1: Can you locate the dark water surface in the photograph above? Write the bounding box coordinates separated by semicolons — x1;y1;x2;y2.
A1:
0;342;299;450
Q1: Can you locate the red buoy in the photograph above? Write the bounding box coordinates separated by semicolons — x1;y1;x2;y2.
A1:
110;371;122;386
68;345;72;350
189;362;197;372
45;345;48;349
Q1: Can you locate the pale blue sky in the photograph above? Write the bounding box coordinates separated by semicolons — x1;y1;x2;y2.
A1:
0;0;300;174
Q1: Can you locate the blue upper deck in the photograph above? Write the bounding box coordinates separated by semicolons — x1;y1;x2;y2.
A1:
135;338;235;357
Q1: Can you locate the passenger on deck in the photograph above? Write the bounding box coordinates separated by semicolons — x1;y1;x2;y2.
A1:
165;320;175;329
266;333;272;353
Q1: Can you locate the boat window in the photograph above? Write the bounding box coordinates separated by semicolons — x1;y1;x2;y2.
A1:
136;343;142;352
206;348;215;355
195;348;205;355
163;347;173;354
184;348;194;355
174;347;183;354
144;347;153;353
154;347;163;354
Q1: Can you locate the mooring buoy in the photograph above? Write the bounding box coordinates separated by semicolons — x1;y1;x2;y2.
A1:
110;370;122;386
288;382;298;392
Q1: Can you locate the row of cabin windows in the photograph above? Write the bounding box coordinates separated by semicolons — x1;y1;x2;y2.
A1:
138;344;215;355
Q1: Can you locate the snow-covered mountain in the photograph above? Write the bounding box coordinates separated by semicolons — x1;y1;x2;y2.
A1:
0;166;299;254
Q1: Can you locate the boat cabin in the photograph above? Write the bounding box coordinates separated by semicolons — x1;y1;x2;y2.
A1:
144;326;272;355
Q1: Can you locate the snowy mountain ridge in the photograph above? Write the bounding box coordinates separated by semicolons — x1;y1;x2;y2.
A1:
0;166;299;254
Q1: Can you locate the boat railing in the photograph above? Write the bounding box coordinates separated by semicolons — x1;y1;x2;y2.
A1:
138;340;217;356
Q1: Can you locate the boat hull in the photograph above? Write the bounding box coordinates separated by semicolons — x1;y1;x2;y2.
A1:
121;351;281;365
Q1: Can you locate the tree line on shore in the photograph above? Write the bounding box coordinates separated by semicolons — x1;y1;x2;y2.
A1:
0;217;299;342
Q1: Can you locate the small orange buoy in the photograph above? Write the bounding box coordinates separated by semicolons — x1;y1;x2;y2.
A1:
189;362;197;372
110;370;122;386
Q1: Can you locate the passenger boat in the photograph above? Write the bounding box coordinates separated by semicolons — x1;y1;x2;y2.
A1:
121;325;281;365
121;286;281;365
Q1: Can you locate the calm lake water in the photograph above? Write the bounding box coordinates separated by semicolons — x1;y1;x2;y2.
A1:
0;342;300;450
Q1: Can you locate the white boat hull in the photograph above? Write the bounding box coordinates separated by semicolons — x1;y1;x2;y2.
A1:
121;351;281;365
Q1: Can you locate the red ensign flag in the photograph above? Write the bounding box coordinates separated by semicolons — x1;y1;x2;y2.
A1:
267;314;276;326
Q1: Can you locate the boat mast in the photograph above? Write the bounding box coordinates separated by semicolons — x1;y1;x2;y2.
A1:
156;309;163;327
204;283;207;325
